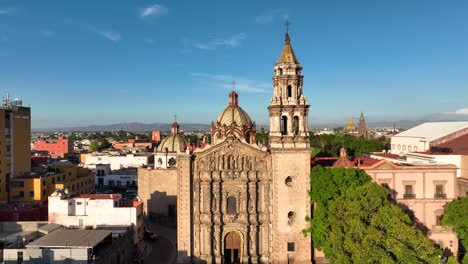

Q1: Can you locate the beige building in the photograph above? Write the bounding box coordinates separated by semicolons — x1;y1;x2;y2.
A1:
0;96;31;202
139;33;311;263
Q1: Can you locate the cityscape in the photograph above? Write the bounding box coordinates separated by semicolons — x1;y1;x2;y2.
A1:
1;1;468;264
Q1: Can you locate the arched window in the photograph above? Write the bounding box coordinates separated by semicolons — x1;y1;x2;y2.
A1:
227;196;237;215
285;176;293;187
281;116;288;136
408;146;412;152
293;116;299;135
414;146;417;152
279;68;283;75
157;158;163;166
287;85;292;98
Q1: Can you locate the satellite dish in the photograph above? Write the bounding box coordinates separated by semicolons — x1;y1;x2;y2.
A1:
64;189;70;195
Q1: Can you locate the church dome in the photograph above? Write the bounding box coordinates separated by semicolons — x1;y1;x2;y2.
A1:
345;118;356;131
215;91;253;127
157;122;188;152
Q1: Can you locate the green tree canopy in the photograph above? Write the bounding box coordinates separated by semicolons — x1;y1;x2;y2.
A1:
442;197;468;263
329;182;440;264
305;166;440;263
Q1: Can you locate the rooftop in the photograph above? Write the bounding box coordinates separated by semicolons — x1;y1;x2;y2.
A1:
76;194;121;200
26;229;112;248
392;121;468;142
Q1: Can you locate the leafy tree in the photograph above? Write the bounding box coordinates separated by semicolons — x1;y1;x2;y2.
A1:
89;141;99;152
304;166;371;256
309;134;387;158
305;166;440;263
329;182;440;264
442;197;468;263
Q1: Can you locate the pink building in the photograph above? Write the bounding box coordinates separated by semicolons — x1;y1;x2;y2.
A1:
313;151;462;258
34;136;72;158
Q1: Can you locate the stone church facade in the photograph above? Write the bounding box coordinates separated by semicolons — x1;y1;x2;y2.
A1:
140;33;312;263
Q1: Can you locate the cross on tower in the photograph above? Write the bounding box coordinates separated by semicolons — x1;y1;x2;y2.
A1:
285;19;291;34
231;80;236;92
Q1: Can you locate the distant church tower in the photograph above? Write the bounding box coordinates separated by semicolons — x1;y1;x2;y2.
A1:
268;32;312;262
358;112;368;139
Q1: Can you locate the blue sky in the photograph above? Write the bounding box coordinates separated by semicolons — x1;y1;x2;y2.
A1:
1;0;468;129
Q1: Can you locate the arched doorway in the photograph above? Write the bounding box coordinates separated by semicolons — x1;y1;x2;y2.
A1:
224;231;241;264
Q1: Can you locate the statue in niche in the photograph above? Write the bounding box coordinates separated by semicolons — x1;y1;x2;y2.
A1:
212;194;218;213
218;156;223;171
250;235;255;253
248;193;254;213
210;157;216;170
229;155;236;170
246;157;252;170
213;235;218;254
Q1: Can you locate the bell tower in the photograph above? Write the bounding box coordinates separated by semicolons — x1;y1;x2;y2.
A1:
268;32;310;148
268;31;312;263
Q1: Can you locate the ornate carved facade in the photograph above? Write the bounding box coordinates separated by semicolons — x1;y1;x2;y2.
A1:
174;33;311;263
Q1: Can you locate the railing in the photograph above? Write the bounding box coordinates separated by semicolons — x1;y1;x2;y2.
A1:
434;193;447;199
403;193;416;199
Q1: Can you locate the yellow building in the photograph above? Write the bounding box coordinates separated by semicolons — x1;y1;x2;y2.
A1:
345;117;357;132
9;165;95;203
0;96;31;202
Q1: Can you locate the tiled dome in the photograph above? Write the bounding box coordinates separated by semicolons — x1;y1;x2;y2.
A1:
156;122;188;152
215;91;252;127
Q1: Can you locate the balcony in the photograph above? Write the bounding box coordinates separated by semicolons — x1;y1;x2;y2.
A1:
403;193;416;199
434;193;447;199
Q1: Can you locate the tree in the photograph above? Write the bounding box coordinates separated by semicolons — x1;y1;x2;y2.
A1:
305;166;440;263
89;141;99;152
329;182;440;264
442;197;468;263
304;166;371;256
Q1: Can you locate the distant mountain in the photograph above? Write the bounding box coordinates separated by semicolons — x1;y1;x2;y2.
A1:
33;117;468;132
33;122;212;132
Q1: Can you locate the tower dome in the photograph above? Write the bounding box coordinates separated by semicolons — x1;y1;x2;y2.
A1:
211;91;256;144
157;122;188;152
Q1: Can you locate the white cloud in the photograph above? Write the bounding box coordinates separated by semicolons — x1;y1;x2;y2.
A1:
98;30;121;42
190;72;270;94
447;108;468;115
140;4;168;19
39;30;55;37
144;38;155;44
193;33;247;50
255;9;289;24
0;8;18;16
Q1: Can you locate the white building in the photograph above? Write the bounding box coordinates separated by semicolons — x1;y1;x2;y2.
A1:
82;152;152;171
95;164;137;187
48;190;144;244
390;121;468;155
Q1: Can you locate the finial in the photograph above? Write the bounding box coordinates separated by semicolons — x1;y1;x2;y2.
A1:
231;80;236;92
284;20;291;43
174;114;177;123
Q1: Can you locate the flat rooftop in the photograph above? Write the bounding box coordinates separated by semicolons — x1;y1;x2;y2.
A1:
26;229;112;249
393;121;468;142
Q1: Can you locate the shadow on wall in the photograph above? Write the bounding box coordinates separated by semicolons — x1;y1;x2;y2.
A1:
177;251;207;264
148;191;177;226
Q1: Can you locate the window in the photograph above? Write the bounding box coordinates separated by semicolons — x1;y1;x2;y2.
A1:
402;145;406;150
77;202;82;205
408;146;412;152
42;180;46;186
398;145;401;150
227;196;237;215
42;190;46;196
293;116;299;135
19;191;24;197
17;251;23;262
288;211;296;225
29;191;34;197
414;146;417;152
285;176;293;187
435;184;446;199
168;157;177;167
287;85;292;98
436;215;443;225
392;144;395;149
287;242;295;252
404;185;415;199
281;116;288;136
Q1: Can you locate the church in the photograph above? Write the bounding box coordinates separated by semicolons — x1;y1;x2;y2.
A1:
138;33;312;263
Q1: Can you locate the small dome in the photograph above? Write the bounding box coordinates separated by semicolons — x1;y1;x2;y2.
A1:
346;118;356;131
215;91;252;127
157;122;188;152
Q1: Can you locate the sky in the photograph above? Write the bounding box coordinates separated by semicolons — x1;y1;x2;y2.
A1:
1;0;468;129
